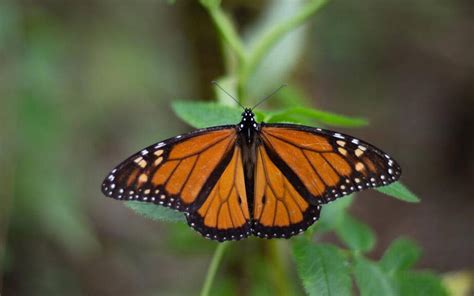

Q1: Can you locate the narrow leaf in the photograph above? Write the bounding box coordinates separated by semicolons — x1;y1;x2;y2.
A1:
376;182;420;203
293;240;352;296
380;238;422;274
265;107;368;127
335;214;375;252
126;201;185;223
396;271;448;296
354;256;397;296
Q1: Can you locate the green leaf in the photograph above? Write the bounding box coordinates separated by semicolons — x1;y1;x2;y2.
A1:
380;238;422;274
172;101;241;128
274;84;311;108
317;195;354;233
293;240;352;296
264;107;368;127
335;214;375;252
125;201;185;223
354;256;397;296
172;100;265;128
376;182;420;203
396;271;448;296
199;0;221;10
213;76;239;106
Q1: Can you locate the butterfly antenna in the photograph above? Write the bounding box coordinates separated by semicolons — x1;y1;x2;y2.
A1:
211;81;245;109
252;84;288;110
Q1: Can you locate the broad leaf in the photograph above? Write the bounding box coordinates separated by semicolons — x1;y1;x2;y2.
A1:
335;214;375;252
172;101;242;128
126;201;185;223
172;101;265;128
293;240;351;296
317;195;354;232
354;256;397;296
380;238;422;274
396;271;448;296
376;182;420;203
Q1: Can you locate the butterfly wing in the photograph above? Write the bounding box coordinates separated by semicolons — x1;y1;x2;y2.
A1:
253;144;321;238
186;145;252;241
259;123;402;205
101;126;238;212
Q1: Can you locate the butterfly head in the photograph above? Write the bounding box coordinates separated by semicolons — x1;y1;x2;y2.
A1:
242;108;254;118
238;108;258;135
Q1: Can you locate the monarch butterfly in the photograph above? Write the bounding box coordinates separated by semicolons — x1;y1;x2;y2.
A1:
101;90;401;242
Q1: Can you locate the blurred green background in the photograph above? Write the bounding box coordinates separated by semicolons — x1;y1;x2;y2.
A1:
0;0;472;295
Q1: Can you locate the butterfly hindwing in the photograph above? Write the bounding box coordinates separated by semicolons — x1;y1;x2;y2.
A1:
253;144;321;238
186;146;252;241
101;126;237;212
259;123;402;204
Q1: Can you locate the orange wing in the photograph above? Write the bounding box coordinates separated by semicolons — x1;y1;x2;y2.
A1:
101;126;237;212
259;124;401;204
186;146;251;241
252;145;321;238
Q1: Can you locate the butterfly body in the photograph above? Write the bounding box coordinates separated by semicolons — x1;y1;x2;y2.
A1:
102;108;401;242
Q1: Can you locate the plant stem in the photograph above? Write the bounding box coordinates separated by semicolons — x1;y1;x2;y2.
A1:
200;242;229;296
201;0;247;64
238;0;329;95
267;240;292;296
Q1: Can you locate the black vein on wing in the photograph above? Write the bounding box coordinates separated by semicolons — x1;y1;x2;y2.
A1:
264;133;331;153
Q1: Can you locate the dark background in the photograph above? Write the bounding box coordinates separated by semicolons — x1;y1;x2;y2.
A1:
1;0;472;295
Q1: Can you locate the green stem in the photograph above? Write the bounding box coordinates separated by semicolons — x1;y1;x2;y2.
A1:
200;242;229;296
201;0;247;64
267;240;292;296
238;0;329;95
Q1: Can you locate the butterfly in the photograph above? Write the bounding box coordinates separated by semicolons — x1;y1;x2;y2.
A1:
101;102;401;242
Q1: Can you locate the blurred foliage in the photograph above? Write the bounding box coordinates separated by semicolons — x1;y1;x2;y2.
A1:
1;0;472;295
125;0;446;294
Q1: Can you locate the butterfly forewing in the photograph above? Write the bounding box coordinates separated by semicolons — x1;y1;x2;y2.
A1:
259;124;402;205
101;126;237;212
